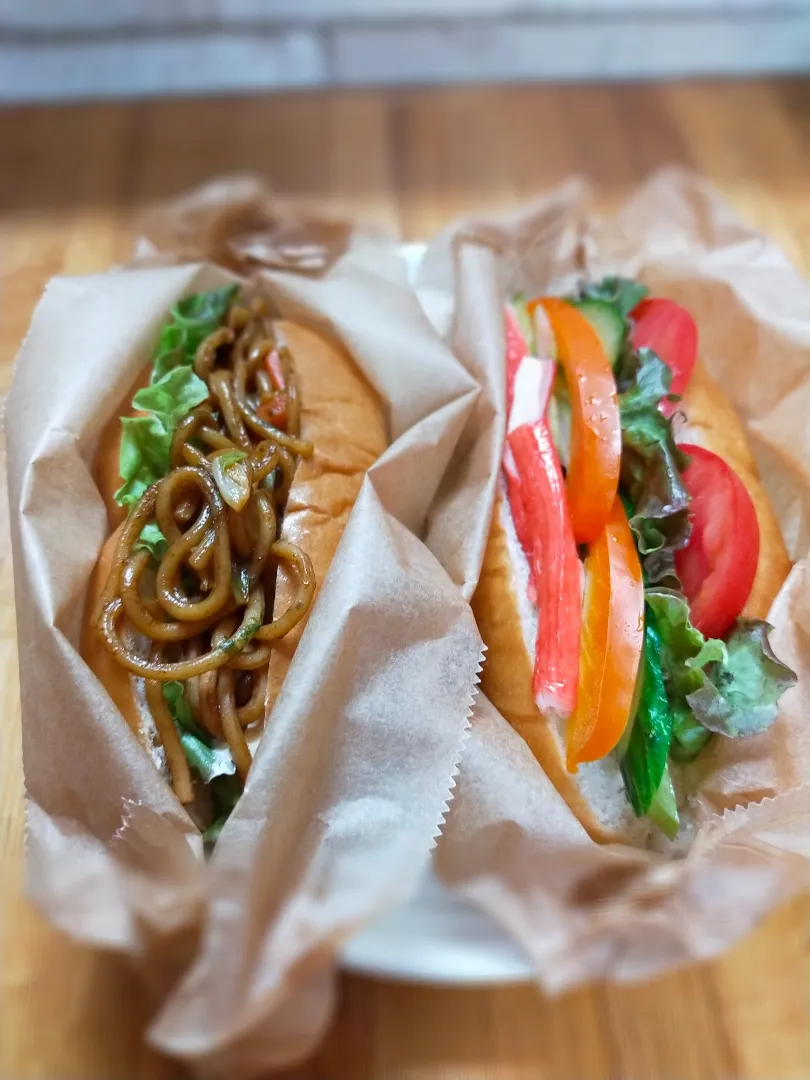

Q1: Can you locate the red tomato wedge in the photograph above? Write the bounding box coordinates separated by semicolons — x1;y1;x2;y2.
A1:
566;499;645;770
674;444;760;639
509;422;581;720
630;297;698;415
529;297;621;545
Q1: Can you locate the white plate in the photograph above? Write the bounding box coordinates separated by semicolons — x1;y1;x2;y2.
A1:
341;872;533;985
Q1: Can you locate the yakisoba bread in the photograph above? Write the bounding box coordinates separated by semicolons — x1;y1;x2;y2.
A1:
82;285;385;841
472;282;796;846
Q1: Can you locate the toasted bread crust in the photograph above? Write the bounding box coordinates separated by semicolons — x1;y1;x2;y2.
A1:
266;321;387;708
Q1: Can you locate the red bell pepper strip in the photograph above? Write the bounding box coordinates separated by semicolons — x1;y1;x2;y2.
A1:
257;392;288;430
263;348;287;392
509;421;581;720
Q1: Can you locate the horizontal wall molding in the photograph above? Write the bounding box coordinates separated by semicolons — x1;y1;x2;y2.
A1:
2;1;808;33
1;7;808;103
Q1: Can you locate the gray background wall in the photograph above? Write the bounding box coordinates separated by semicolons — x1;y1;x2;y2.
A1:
1;1;809;101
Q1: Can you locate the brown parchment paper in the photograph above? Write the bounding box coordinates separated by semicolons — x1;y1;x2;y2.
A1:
6;185;490;1077
419;168;810;988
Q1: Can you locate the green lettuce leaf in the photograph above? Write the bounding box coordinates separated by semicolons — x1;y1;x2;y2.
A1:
150;324;189;383
151;284;239;383
162;681;236;785
177;735;236;786
114;287;236;512
163;681;207;741
115;414;172;509
645;589;726;698
686;619;798;738
202;774;243;848
133;522;168;561
645;591;796;756
617;347;691;584
578;276;649;318
133;366;209;429
173;285;239;333
114;368;208;510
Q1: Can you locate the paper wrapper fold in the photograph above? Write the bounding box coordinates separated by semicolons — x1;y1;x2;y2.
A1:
422;168;810;989
6;184;491;1077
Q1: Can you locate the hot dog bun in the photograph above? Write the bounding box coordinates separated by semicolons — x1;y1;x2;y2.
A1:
266;321;387;707
472;361;791;845
81;523;144;738
81;320;385;759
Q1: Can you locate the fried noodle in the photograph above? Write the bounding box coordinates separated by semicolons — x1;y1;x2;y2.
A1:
95;298;315;802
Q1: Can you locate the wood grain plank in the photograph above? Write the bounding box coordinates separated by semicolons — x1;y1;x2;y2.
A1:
663;80;810;271
714;896;810;1080
1;81;809;1080
392;87;531;236
598;966;738;1080
611;84;694;182
0;520;182;1079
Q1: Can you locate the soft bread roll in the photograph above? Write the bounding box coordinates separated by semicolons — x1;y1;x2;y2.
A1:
266;321;387;707
83;372;153;744
80;523;143;738
81;320;385;760
472;361;792;845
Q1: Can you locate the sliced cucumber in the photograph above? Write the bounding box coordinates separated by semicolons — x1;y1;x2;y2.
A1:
509;294;536;354
647;764;680;839
572;298;626;368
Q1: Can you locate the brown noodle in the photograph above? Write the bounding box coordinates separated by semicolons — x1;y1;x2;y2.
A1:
96;297;315;803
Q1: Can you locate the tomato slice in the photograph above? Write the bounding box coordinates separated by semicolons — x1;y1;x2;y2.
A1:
674;444;759;639
630;298;698;415
529;298;621;545
566;499;645;770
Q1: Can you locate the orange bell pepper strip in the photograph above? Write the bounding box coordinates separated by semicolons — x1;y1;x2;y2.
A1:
566;498;644;770
528;297;621;545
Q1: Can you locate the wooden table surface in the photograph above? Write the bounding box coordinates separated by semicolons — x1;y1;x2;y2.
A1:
1;79;809;1080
